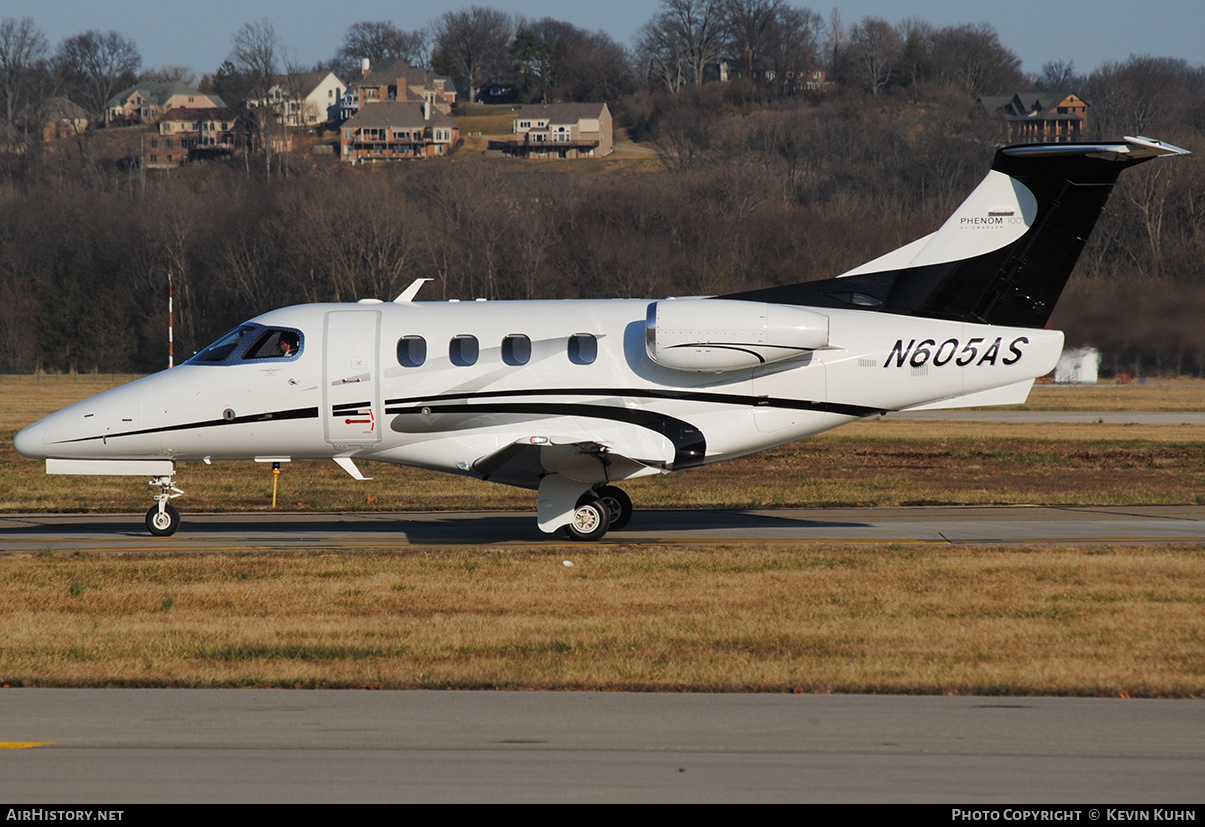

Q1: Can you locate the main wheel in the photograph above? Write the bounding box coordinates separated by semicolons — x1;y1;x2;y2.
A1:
146;503;181;537
561;497;611;541
595;485;633;530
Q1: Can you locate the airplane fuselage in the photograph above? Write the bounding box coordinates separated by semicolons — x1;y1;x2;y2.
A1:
16;297;1062;478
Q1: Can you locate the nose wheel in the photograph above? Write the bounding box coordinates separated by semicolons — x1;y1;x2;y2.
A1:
146;474;184;537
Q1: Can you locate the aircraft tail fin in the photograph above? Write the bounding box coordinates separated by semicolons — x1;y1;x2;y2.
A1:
722;137;1189;328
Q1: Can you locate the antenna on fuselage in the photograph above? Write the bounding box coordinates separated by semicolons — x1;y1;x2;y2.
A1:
394;278;433;303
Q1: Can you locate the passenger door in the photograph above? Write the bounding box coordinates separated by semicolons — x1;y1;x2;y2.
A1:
323;309;382;448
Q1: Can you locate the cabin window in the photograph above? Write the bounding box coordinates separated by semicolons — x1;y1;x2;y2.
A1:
449;335;479;366
501;334;531;366
568;333;597;365
397;336;426;367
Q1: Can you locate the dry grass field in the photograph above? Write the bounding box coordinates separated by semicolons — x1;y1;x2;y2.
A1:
2;544;1201;695
2;374;1203;696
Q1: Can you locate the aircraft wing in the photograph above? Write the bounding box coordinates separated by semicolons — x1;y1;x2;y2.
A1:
472;433;671;489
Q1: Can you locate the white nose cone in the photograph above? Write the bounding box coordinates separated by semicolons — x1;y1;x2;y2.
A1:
13;421;45;459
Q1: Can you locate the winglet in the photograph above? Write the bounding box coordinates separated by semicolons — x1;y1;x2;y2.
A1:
394;278;433;303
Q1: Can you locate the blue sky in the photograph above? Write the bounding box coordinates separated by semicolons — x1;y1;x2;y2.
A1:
6;0;1201;80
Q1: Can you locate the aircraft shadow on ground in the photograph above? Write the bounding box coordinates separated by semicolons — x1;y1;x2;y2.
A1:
0;509;871;546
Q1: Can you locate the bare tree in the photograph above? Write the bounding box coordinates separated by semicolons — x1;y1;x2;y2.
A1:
1086;55;1197;139
138;65;198;86
431;6;514;103
0;17;48;131
762;6;823;94
846;17;902;96
724;0;783;75
928;24;1021;96
334;21;425;79
230;19;279;181
512;19;634;103
823;8;846;77
897;17;933;91
636;0;726;91
57;29;141;122
1037;59;1078;91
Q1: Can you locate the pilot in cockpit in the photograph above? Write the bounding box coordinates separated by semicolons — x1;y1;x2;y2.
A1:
277;332;299;357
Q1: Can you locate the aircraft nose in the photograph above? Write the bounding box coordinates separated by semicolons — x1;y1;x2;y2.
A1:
13;420;45;459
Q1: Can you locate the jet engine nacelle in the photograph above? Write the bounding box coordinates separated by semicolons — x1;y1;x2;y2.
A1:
645;299;830;372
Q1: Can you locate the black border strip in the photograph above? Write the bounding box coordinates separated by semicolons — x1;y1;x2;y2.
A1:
51;407;321;445
384;387;880;419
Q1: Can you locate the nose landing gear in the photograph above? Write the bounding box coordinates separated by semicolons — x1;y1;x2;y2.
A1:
146;475;185;536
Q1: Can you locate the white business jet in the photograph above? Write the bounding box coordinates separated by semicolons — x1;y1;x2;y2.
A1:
15;137;1189;539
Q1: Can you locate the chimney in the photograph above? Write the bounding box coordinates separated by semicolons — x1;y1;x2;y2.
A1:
361;58;370;78
423;97;430;121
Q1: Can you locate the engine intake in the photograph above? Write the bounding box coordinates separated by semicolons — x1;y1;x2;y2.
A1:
645;299;829;372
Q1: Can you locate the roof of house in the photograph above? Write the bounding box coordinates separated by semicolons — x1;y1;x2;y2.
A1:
977;92;1084;119
43;97;89;123
270;71;345;98
516;102;608;124
108;80;219;108
344;101;455;130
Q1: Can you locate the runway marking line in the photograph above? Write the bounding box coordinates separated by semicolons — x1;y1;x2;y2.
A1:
0;742;51;749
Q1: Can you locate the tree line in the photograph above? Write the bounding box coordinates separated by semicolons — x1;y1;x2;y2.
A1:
0;4;1203;375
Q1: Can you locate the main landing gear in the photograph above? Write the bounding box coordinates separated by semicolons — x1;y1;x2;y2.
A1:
561;485;634;541
146;474;185;537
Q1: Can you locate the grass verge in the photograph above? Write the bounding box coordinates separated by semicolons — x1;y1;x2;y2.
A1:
1;544;1201;696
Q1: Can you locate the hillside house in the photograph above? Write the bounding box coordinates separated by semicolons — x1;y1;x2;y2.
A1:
339;62;457;120
340;101;458;163
249;71;346;127
142;107;257;168
41;98;89;141
975;92;1087;143
495;102;613;160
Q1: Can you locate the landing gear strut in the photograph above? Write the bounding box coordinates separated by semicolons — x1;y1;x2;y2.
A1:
146;474;184;537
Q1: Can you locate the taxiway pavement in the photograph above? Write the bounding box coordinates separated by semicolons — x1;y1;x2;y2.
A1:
2;690;1201;803
1;505;1204;551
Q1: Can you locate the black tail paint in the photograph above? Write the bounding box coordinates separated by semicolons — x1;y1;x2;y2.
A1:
721;138;1188;329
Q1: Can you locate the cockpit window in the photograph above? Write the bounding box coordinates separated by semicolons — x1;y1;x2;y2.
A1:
187;324;303;365
242;329;301;360
190;326;258;363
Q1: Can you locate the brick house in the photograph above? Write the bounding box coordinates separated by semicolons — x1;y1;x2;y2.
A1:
142;107;257;168
340;100;458;163
339;62;457;121
495;103;613;159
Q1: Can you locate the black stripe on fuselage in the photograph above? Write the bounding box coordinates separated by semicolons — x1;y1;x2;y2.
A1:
50;406;321;445
384;387;880;420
